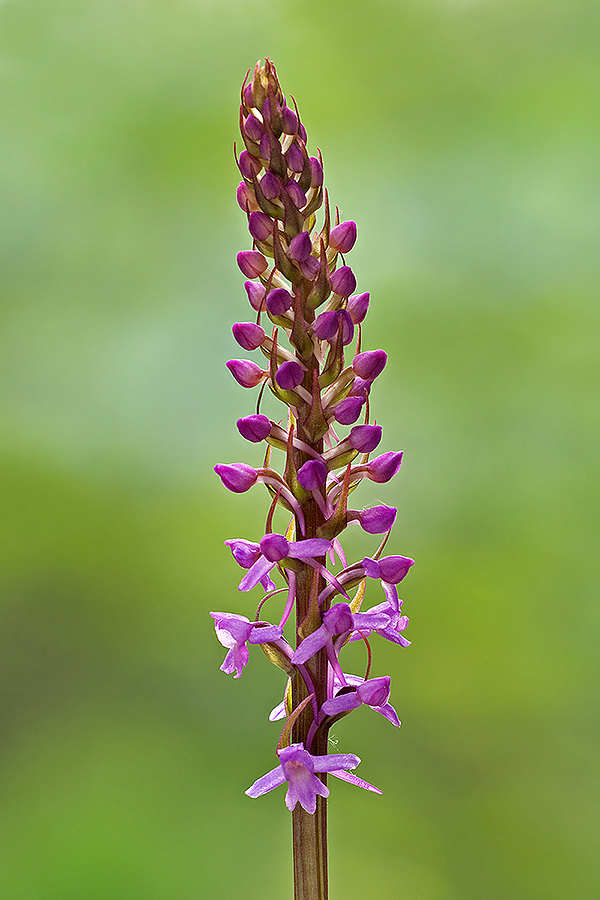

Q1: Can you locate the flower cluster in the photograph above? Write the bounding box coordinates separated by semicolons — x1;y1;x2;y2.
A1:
212;60;414;815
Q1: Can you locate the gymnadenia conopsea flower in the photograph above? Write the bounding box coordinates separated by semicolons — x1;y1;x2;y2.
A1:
212;59;414;900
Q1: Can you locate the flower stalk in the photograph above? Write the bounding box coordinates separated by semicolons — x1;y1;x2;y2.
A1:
212;59;414;900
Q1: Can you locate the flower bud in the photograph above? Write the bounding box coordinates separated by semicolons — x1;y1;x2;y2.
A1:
244;280;266;311
348;378;371;400
297;459;328;492
282;106;298;134
347;292;370;324
330;265;356;298
285;179;307;209
259;133;271;162
313;310;339;341
339;310;355;345
329;220;357;253
232;322;266;351
299;256;320;280
214;462;258;493
266;287;294;316
275;360;304;390
357;505;397;534
237;181;256;212
313;309;354;345
237;251;268;279
286;142;305;174
289;231;312;262
260;171;281;200
353;349;387;381
366;451;404;483
333;396;364;425
262;95;282;130
237;414;272;443
248;211;273;242
243;83;253;107
357;676;391;707
348;424;382;453
244;114;263;142
226;359;266;388
299;122;307;142
238;150;262;179
309;157;323;187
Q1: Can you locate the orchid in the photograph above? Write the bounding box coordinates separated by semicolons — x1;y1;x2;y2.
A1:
245;743;380;814
211;60;415;899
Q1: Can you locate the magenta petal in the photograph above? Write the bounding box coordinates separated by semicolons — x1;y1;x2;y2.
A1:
286;538;332;559
291;624;330;664
373;702;401;727
238;556;276;591
329;769;382;794
285;769;328;813
269;700;286;721
245;765;286;798
311;752;361;773
248;624;283;644
321;692;362;716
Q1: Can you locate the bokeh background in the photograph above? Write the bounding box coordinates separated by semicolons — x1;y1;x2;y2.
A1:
1;0;599;897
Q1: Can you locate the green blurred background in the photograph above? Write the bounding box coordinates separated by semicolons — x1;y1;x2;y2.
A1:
1;0;599;897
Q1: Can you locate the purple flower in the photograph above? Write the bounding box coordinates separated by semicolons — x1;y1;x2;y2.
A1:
282;106;298;134
210;612;283;678
276;360;304;390
238;534;333;592
329;221;357;253
349;582;411;647
333;396;364;425
313;309;354;345
309;157;323;187
362;554;415;584
232;322;266;351
248;211;273;242
214;462;257;493
351;504;397;534
260;171;281;200
285;179;307;209
237;250;268;279
238;150;261;179
225;539;276;591
288;231;312;262
245;743;377;813
286;142;305;174
244;280;266;311
348;424;382;453
297;459;328;492
292;603;389;667
226;359;267;388
243;113;263;142
366;450;404;483
236;414;272;443
330;265;356;298
353;350;387;381
321;675;400;726
347;292;370;324
266;287;294;316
